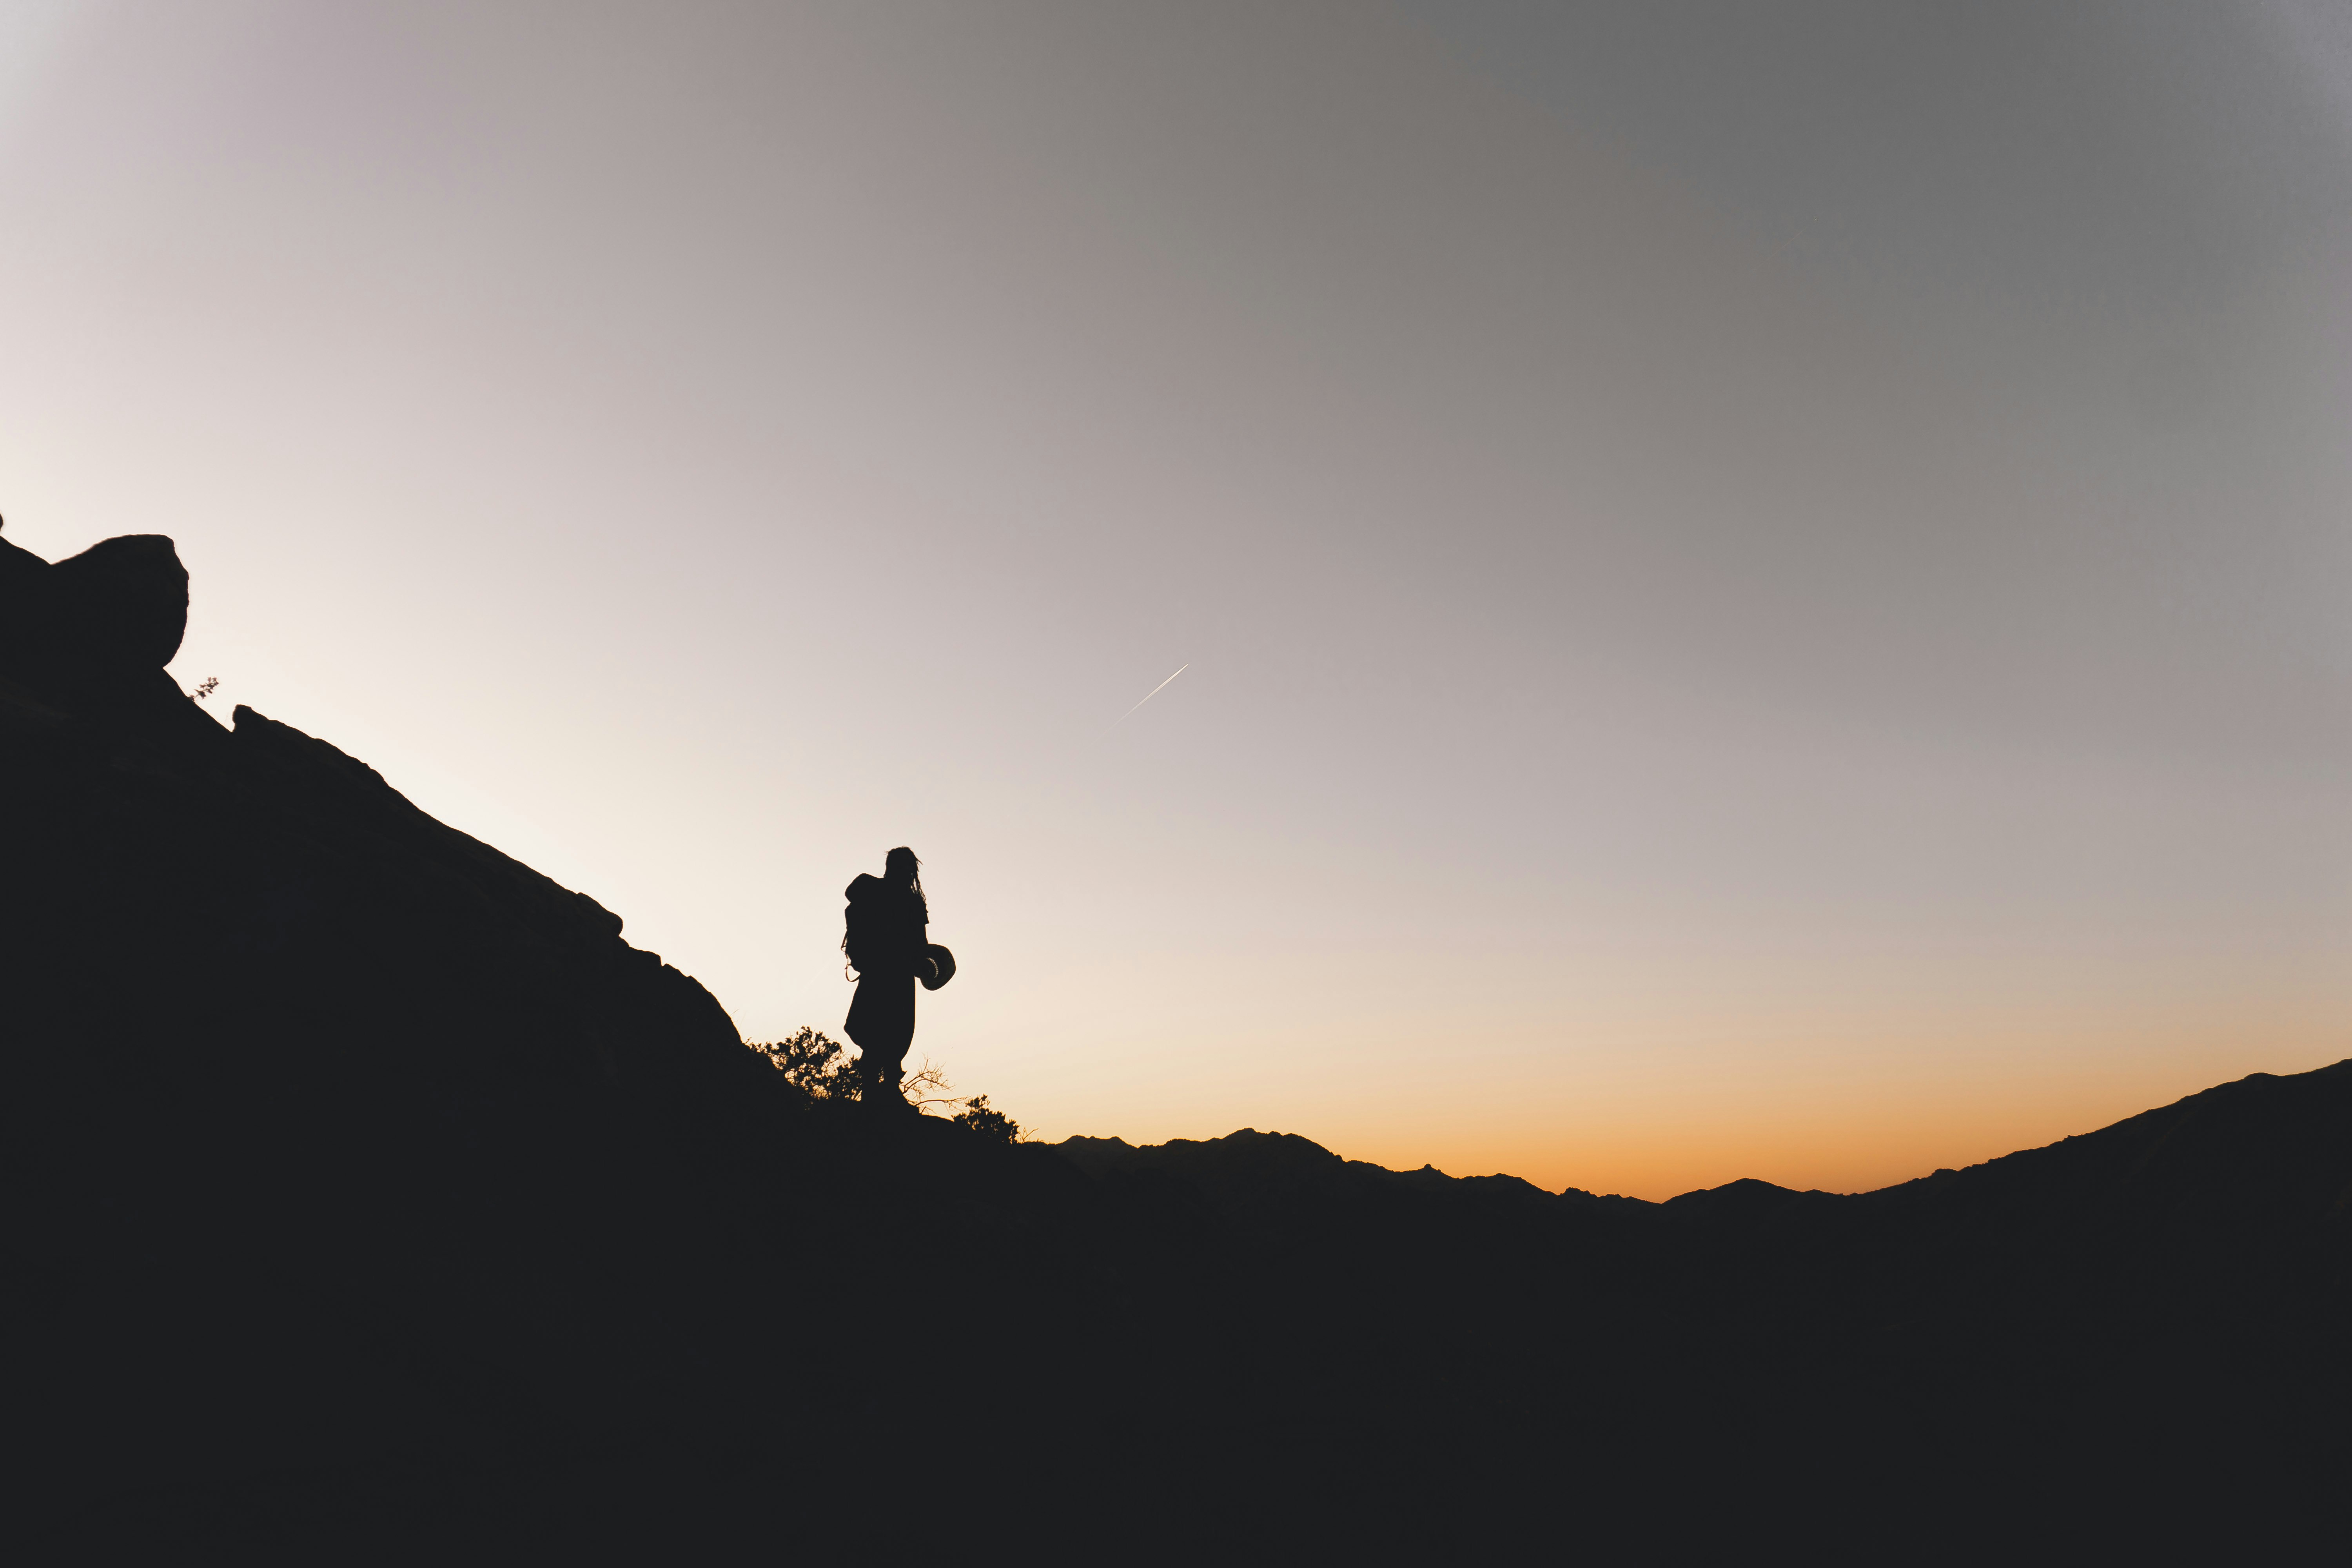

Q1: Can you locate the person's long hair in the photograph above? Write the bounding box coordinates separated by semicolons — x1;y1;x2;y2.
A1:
885;845;928;923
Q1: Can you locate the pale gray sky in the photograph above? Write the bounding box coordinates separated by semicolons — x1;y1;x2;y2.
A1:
4;1;2348;1194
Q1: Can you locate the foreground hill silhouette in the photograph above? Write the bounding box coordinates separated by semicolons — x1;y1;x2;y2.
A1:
5;530;2347;1553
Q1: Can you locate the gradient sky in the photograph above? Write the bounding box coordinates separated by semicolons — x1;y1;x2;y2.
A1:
5;1;2349;1198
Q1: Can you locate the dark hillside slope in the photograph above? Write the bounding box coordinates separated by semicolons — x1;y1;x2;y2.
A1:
2;530;798;1525
1054;1073;2352;1540
5;530;2348;1552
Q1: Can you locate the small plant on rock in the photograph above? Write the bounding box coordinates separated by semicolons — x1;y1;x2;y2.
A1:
952;1094;1022;1144
750;1026;862;1101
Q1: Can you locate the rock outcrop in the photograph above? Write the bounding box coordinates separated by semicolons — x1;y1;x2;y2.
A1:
0;523;189;715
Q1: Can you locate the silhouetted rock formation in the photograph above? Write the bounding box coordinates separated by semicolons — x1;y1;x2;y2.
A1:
5;533;2347;1554
0;525;191;717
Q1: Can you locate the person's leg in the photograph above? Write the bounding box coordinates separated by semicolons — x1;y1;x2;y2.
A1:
865;978;916;1109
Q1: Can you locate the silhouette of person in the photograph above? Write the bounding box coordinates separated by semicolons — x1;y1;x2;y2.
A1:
842;847;944;1109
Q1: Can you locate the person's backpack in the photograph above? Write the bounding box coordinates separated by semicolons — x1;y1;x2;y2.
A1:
842;875;951;984
841;873;885;976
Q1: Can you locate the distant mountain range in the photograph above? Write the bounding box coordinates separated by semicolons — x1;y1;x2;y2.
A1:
6;531;2346;1554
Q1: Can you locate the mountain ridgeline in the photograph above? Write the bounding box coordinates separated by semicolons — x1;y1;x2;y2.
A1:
5;531;2347;1553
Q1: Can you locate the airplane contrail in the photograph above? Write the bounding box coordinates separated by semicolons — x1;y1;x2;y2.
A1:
1112;663;1189;726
